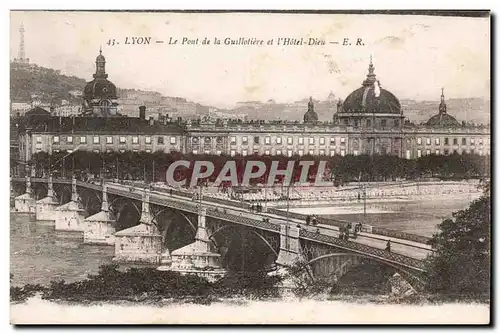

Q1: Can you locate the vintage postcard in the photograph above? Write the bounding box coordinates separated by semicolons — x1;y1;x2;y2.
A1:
9;10;491;324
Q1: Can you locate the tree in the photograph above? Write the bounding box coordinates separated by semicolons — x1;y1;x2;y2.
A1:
424;182;490;298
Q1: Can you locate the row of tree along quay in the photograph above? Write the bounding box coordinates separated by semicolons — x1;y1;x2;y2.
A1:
16;150;489;184
10;183;490;305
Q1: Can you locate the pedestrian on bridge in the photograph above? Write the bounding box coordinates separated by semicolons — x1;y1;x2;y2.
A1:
306;215;311;225
385;240;391;252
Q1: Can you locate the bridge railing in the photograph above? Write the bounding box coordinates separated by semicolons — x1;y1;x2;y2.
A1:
267;207;431;245
300;229;426;271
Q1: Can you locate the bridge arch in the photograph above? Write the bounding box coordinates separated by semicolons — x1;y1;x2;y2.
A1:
305;252;425;290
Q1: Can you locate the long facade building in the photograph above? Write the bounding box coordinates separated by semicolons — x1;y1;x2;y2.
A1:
16;51;490;162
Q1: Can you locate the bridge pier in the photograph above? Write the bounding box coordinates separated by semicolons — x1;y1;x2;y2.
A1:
55;177;87;232
113;189;162;264
84;183;116;245
276;224;306;267
35;176;59;221
161;206;226;281
14;175;35;213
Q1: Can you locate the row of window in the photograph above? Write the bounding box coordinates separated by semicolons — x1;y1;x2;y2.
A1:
416;137;484;146
343;119;399;128
38;136;177;145
415;148;488;157
228;136;347;145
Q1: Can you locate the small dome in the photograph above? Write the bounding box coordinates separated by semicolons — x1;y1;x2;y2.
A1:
426;113;460;128
96;48;105;62
84;78;117;99
303;97;319;123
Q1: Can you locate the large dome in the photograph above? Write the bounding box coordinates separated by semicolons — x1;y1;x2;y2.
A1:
84;79;117;99
341;59;401;114
343;86;401;114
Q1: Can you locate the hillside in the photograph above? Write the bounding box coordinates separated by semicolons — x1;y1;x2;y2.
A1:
10;62;86;104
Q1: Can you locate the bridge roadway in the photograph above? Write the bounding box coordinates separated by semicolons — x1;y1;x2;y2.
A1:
12;177;429;271
105;183;430;271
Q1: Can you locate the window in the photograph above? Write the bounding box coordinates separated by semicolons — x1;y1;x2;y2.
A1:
106;136;113;144
319;137;325;145
36;136;42;143
479;138;484;145
265;150;270;155
132;136;139;144
230;150;236;157
330;150;335;156
204;150;210;155
276;149;282;155
435;149;440;155
298;137;304;145
435;138;440;145
417;149;422;158
462;149;467;155
298;150;304;156
54;149;60;153
253;150;259;155
319;149;325;155
106;149;113;153
230;136;236;144
394;119;400;127
343;119;349;125
242;150;248;156
119;149;125;153
366;119;371;127
67;136;73;143
381;119;387;127
53;136;60;143
462;138;466;145
426;138;431;145
417;137;422;145
145;136;151;144
254;136;260;144
133;149;138;153
340;149;346;157
309;150;314;155
119;136;126;144
265;136;271;145
478;150;483;156
93;136;100;144
276;137;282;144
216;150;222;155
353;150;359;156
444;138;449;145
287;137;293;145
453;138;458;145
470;138;475;145
170;137;176;145
354;120;359;127
330;137;336;145
80;136;86;144
241;136;248;144
309;137;314;145
445;149;450;155
340;137;346;144
471;149;475;155
192;150;198;155
157;137;164;145
287;150;293;157
426;149;431;156
406;150;411;159
93;149;100;153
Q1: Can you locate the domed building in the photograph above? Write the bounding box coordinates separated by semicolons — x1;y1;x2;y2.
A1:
334;58;404;129
425;88;461;128
82;48;120;116
303;97;319;123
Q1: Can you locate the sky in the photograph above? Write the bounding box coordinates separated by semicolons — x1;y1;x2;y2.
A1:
10;11;490;109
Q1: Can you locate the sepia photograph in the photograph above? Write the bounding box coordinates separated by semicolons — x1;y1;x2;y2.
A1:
8;10;491;324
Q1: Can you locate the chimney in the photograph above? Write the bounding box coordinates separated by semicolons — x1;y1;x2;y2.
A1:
139;106;146;120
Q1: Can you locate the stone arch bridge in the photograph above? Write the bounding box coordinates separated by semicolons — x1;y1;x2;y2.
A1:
11;176;431;289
